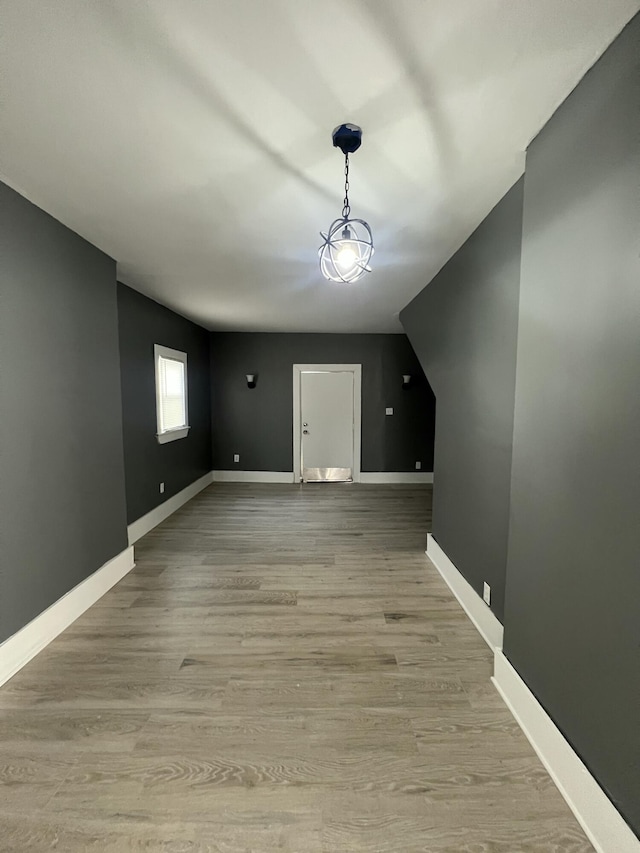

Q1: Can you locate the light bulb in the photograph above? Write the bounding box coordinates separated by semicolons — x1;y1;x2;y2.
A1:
318;216;373;283
337;244;357;269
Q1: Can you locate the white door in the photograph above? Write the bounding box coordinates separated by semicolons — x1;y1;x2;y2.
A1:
300;371;354;482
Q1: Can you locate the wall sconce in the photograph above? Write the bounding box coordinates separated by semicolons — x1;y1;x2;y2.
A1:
246;374;257;389
402;374;411;390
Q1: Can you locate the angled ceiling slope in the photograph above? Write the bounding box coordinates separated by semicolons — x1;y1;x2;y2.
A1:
2;1;637;332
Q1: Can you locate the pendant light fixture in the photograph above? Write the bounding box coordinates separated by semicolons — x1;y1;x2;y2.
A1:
319;123;374;283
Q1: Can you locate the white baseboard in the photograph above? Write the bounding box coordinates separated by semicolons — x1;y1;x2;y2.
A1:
211;471;433;485
360;472;434;484
493;650;639;853
0;545;135;688
212;470;295;484
426;533;504;651
127;471;214;545
427;536;638;848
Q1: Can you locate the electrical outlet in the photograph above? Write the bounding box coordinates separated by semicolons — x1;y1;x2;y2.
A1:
159;482;165;494
233;454;240;463
385;407;393;416
415;461;421;470
483;582;491;606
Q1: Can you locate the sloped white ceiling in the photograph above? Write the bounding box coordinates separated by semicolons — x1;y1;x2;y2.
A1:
2;1;637;331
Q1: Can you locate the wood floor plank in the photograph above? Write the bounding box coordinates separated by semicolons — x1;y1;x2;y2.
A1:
0;483;592;851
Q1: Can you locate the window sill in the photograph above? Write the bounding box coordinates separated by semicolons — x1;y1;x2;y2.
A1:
156;426;190;444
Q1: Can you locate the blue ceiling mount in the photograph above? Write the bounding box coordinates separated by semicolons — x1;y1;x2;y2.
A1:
332;123;362;155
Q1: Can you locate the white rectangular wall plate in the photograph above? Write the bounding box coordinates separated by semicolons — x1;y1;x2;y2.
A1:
483;582;491;606
385;407;393;415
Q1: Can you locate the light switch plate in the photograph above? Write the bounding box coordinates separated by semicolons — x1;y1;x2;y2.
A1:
233;454;240;463
385;407;393;416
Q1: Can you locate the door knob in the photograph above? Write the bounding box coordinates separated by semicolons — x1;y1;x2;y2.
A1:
303;429;309;435
303;423;308;427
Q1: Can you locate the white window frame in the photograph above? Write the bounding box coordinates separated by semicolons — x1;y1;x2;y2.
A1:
154;344;190;444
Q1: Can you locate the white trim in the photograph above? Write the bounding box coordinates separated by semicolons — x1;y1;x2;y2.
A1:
493;650;639;853
360;472;434;484
212;472;432;485
425;532;638;850
154;343;189;444
426;533;504;651
0;546;135;688
211;470;295;484
293;364;362;484
127;471;214;545
156;426;190;444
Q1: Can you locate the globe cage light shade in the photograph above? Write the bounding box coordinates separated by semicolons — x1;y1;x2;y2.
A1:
319;218;374;283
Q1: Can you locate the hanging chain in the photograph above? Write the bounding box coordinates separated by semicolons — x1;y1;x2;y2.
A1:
342;153;351;219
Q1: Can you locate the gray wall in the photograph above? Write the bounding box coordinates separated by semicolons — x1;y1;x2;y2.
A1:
504;14;640;834
210;333;435;473
118;284;212;525
400;179;524;622
0;182;128;643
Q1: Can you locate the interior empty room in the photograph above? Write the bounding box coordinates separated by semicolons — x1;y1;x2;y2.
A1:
1;3;639;852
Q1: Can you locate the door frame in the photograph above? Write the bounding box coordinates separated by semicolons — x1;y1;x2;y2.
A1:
293;364;362;484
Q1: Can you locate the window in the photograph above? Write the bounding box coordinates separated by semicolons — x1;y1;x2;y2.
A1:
154;344;189;444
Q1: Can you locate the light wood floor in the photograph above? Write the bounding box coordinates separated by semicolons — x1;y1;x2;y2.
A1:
0;484;592;852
